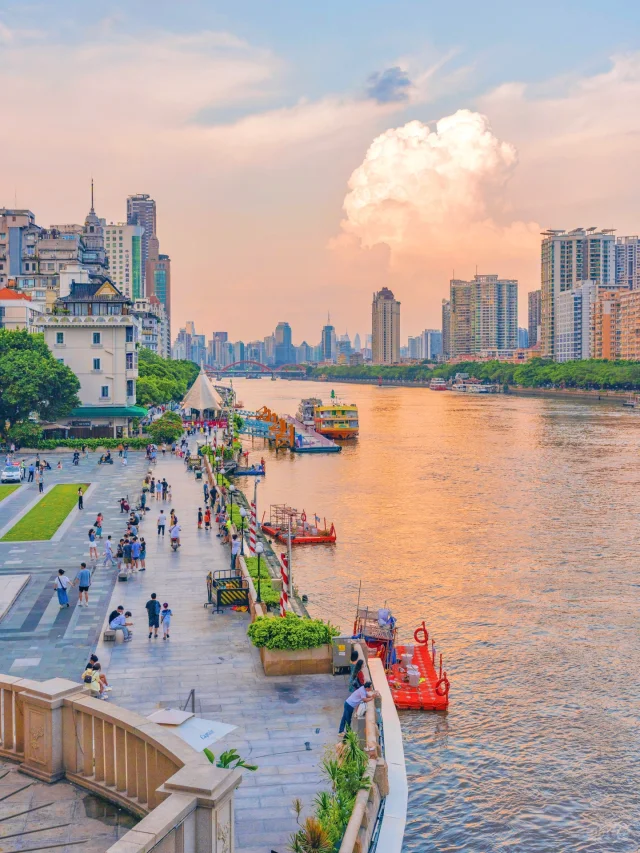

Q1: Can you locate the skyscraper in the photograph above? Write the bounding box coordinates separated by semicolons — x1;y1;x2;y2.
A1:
321;320;336;362
528;290;541;347
126;193;156;293
146;235;171;326
104;223;144;299
615;236;640;290
372;287;400;364
353;333;362;353
541;228;616;358
442;299;451;360
555;281;597;362
274;322;294;365
449;274;518;357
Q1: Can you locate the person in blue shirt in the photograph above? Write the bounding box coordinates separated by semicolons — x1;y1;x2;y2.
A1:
161;603;172;639
131;538;141;570
109;606;133;641
74;562;92;607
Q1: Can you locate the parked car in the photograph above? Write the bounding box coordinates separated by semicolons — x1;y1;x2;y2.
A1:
1;465;21;484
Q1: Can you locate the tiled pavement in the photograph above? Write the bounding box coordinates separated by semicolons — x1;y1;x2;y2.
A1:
96;447;346;853
0;452;151;680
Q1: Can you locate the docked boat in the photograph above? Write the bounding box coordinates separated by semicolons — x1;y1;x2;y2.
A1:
623;395;637;408
296;398;322;427
429;378;448;391
353;607;450;711
234;463;266;476
314;391;359;440
452;379;497;393
261;504;337;545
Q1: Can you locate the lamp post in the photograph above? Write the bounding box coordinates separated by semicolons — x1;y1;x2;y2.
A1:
229;484;236;528
239;506;247;555
255;541;264;603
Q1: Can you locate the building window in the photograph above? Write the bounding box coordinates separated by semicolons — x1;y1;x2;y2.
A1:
125;326;134;342
127;380;135;397
126;352;134;369
56;332;64;345
92;332;101;345
101;385;109;398
93;357;101;371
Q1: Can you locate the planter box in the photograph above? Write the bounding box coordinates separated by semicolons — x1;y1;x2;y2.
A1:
259;644;332;676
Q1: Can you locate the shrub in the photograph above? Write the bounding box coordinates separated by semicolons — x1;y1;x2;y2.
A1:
17;437;150;450
247;612;338;651
147;413;183;444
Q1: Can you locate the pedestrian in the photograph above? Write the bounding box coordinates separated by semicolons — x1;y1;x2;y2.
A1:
77;487;84;510
230;534;241;570
338;682;377;735
161;443;166;457
36;469;44;493
197;507;203;529
95;512;103;528
203;482;209;502
115;539;124;571
131;537;141;570
155;479;162;501
139;537;146;570
146;593;161;639
103;535;115;567
119;497;127;513
122;539;132;573
19;459;25;480
117;443;124;458
204;507;211;531
27;463;34;482
121;455;128;466
348;659;366;693
162;479;168;500
157;510;166;537
166;483;172;502
161;602;172;639
95;518;103;540
54;569;72;609
74;562;92;607
88;529;98;560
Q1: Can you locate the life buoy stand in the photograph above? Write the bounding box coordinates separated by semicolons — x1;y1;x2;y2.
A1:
414;622;429;645
301;511;307;523
435;675;450;697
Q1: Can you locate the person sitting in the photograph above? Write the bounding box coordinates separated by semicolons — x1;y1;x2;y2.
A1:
104;451;112;463
41;459;52;470
109;606;133;641
89;663;110;700
82;653;99;682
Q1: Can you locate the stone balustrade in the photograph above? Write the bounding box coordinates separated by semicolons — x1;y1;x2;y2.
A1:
0;674;241;853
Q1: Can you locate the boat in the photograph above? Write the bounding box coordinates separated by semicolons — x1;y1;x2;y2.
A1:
353;607;450;711
261;504;337;545
623;395;637;408
233;463;265;476
429;378;448;390
314;390;359;440
297;398;322;427
452;378;497;393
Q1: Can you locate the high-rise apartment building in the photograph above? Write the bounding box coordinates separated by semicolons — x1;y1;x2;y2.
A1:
528;290;541;347
541;228;616;358
408;336;422;359
615;236;640;290
617;291;640;360
592;290;621;360
442;300;451;360
105;223;143;299
518;328;529;349
146;235;171;324
372;287;400;364
449;275;517;358
555;281;597;362
126;194;156;292
0;209;42;287
422;329;442;360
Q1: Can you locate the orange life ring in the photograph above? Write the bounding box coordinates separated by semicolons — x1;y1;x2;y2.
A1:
301;511;307;522
414;623;429;645
435;676;450;697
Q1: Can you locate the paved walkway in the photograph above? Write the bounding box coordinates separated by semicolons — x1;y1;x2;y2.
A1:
97;450;346;853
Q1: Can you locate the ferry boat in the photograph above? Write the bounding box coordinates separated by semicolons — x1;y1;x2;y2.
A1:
429;378;448;391
314;391;359;440
296;398;322;427
352;607;450;711
261;505;336;545
452;376;497;394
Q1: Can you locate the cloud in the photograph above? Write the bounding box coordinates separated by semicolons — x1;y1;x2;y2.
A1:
366;66;413;103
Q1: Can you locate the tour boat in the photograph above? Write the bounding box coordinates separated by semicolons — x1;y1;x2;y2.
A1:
261;505;337;545
452;379;497;394
623;395;637;408
429;378;448;391
296;398;322;427
314;391;359;440
352;607;450;711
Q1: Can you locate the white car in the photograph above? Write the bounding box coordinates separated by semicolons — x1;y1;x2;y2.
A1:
1;465;21;484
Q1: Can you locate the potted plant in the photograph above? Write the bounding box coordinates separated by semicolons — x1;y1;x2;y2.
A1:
247;612;339;676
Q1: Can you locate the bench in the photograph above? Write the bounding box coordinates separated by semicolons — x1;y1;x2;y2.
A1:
118;572;129;582
103;629;116;642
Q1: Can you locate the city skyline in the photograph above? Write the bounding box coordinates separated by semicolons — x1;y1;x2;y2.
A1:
2;3;640;339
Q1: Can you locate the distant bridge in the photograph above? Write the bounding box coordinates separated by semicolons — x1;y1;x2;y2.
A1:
204;361;306;379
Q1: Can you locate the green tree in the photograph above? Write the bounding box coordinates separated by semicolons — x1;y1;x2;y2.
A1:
147;413;183;444
0;330;80;436
136;349;199;407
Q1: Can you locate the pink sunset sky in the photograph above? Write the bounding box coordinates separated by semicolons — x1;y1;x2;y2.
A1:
1;3;640;344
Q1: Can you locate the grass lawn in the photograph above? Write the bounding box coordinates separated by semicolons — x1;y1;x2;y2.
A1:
0;485;20;503
1;483;89;542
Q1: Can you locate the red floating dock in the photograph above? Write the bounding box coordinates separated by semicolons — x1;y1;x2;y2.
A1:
387;642;449;711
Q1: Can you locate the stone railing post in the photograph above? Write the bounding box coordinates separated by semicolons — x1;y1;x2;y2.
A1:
158;764;242;853
19;677;85;782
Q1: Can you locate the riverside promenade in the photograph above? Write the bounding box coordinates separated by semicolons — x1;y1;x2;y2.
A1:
96;449;345;853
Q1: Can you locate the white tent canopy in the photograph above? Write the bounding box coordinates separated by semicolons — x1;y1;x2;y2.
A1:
182;367;223;415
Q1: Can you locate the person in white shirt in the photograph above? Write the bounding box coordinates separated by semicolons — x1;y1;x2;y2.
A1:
338;682;377;734
169;523;181;546
231;534;241;570
157;511;166;537
54;569;72;608
103;536;115;567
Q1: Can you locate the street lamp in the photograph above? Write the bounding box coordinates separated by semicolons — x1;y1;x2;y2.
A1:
229;484;236;527
255;541;264;603
239;507;247;554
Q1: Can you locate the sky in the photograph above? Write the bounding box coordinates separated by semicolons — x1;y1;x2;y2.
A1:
2;0;640;345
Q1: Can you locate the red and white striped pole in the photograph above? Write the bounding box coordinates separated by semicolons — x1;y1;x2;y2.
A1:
249;478;259;555
280;552;289;616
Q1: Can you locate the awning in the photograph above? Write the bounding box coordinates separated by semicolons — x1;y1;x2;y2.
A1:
69;406;149;419
147;709;236;752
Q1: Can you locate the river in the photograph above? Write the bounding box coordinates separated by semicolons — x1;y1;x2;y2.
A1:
230;378;640;852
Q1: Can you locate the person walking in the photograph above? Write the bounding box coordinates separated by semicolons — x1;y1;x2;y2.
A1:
203;482;209;503
36;469;44;493
88;529;98;561
197;507;203;529
27;463;35;482
95;518;103;540
19;459;26;480
230;534;241;570
115;539;124;571
204;507;211;531
155;479;162;501
74;562;92;607
122;539;133;574
139;537;146;571
162;479;168;501
161;602;172;639
77;487;84;510
103;535;115;567
338;682;377;735
157;510;166;537
131;537;141;570
54;569;72;609
146;593;161;639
